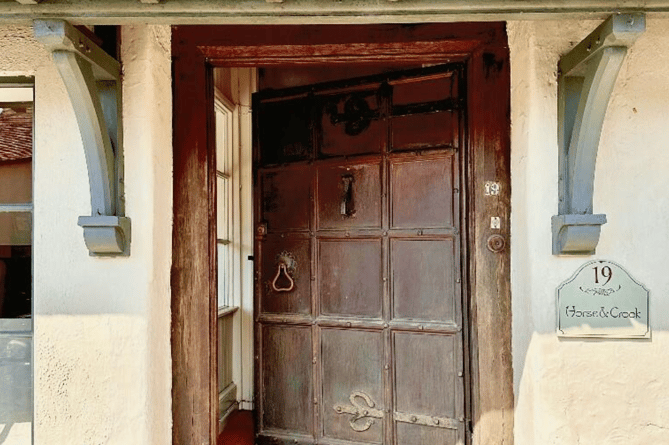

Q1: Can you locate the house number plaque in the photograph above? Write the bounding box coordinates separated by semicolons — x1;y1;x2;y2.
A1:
557;260;649;338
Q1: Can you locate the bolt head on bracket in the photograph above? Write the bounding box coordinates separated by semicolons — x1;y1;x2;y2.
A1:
78;215;131;256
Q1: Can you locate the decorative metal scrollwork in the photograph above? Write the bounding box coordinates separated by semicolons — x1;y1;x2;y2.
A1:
333;391;384;432
327;94;379;136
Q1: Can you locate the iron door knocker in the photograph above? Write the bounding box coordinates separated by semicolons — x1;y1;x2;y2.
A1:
271;260;295;292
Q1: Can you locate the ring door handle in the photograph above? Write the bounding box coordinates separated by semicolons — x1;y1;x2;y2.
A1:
271;262;295;292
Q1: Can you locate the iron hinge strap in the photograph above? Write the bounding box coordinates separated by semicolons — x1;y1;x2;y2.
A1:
394;411;458;430
334;390;460;432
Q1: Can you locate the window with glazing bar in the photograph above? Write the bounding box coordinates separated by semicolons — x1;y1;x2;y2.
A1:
0;80;33;444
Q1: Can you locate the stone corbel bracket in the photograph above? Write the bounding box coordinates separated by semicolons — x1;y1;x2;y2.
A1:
553;13;645;255
34;20;130;256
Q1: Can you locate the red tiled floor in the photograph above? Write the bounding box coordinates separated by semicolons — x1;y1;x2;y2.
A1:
218;410;254;445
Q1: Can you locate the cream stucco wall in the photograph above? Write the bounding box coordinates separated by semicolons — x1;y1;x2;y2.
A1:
509;17;669;445
1;25;172;444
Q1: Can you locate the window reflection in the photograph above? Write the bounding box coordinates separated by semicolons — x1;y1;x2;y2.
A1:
0;104;32;320
0;93;33;443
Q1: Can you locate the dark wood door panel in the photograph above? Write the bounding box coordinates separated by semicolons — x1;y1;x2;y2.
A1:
318;88;385;158
393;332;464;445
318;238;383;318
390;238;457;323
317;161;382;230
260;166;313;233
260;235;311;315
389;70;460;153
321;328;385;443
396;423;459;445
391;112;459;152
261;325;314;435
258;97;313;166
389;155;455;229
390;71;458;106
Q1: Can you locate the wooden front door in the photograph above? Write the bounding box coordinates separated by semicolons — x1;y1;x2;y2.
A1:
254;64;468;445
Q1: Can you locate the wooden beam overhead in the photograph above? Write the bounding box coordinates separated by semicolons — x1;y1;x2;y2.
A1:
0;0;667;25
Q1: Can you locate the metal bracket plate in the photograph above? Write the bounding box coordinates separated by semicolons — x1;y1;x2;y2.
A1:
553;13;644;255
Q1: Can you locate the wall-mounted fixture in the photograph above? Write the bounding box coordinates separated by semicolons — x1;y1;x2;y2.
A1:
553;13;645;255
34;20;130;256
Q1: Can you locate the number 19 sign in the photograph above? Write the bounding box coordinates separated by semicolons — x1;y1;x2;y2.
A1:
557;260;650;338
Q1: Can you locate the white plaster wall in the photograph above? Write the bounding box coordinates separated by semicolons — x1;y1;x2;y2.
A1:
0;25;172;444
509;17;669;445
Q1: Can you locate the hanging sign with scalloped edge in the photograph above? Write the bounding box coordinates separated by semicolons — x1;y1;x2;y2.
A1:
557;260;650;338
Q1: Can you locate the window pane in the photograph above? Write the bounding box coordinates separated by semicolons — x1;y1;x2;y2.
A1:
218;243;230;307
0;105;32;204
0;94;32;444
0;332;32;443
217;176;229;241
0;162;31;205
0;213;31;246
215;105;229;174
0;246;30;320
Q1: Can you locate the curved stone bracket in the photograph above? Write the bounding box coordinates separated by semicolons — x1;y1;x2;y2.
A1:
553;13;645;255
34;20;130;256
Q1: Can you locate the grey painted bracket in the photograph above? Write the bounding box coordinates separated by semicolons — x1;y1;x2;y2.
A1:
553;13;645;255
34;20;130;256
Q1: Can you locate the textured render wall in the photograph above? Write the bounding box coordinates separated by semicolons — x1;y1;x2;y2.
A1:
509;18;669;445
0;25;172;444
120;25;172;445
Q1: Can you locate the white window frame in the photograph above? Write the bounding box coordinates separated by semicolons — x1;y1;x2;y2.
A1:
214;68;256;412
0;79;35;444
215;94;235;308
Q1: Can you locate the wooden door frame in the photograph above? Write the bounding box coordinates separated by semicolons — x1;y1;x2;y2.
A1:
172;23;512;445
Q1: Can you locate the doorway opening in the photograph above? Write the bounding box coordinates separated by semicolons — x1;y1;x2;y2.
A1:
172;23;512;445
